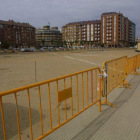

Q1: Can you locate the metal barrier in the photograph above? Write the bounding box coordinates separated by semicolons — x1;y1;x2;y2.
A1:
131;54;140;75
128;54;140;75
136;54;140;70
127;56;136;75
0;67;101;140
101;56;127;107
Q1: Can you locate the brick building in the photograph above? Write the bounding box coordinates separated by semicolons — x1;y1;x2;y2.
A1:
62;20;101;46
0;20;35;48
62;12;136;47
101;12;135;47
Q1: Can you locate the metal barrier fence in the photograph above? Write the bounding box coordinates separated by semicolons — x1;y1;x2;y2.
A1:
0;54;140;139
101;56;127;107
127;56;136;75
0;67;101;140
136;54;140;70
100;54;140;107
129;54;140;75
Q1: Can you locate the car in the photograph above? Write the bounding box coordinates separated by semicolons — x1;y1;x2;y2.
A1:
21;48;36;52
55;47;59;51
40;48;44;51
21;48;25;52
30;48;36;52
48;47;52;51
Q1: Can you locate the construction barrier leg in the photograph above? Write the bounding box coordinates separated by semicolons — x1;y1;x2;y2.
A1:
97;95;117;108
131;70;140;75
118;80;131;89
124;80;131;86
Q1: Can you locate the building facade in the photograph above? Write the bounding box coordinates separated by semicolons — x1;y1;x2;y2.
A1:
35;26;62;47
62;20;101;46
0;20;35;48
129;21;136;44
101;12;135;47
62;12;136;47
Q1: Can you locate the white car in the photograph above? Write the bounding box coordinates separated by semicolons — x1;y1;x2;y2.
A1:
41;48;44;51
55;48;59;51
21;48;25;52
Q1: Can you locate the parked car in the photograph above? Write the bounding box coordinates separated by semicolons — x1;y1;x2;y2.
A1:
40;48;44;52
21;48;36;52
21;48;25;52
30;48;36;52
55;47;59;51
48;47;52;51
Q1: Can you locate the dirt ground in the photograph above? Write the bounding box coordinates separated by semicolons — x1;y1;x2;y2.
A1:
0;48;139;140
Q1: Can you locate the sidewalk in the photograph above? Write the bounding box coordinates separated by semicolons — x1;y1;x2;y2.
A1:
44;70;140;140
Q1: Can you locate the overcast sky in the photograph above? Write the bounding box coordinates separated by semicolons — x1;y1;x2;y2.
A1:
0;0;140;36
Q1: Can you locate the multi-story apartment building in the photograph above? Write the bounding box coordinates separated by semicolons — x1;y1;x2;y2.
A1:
129;21;136;44
101;12;135;47
35;25;62;47
62;20;101;46
0;20;35;48
63;12;136;47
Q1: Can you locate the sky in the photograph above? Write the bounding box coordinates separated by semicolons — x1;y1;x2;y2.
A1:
0;0;140;36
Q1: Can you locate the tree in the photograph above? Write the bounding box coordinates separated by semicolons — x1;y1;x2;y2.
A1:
101;43;104;51
87;42;90;47
124;42;127;47
3;40;10;51
51;40;54;47
57;39;60;47
95;42;97;47
75;40;78;46
41;39;45;47
104;42;107;47
80;41;83;46
70;41;73;47
63;40;67;47
91;42;93;47
101;43;104;47
98;42;101;46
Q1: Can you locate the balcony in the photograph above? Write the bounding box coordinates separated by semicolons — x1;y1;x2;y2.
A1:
107;20;112;23
107;24;112;27
107;17;112;19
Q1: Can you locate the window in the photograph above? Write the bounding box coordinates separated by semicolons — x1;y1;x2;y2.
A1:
0;25;3;28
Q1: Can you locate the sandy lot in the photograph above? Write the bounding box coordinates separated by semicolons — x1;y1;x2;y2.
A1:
0;48;139;140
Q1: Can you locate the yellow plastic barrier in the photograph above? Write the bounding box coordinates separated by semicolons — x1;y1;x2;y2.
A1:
0;67;101;140
101;56;127;107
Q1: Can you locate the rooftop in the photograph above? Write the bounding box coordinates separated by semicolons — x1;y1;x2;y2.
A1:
102;12;120;15
63;20;101;27
0;20;35;28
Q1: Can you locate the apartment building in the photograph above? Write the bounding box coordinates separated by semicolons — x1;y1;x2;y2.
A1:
0;20;35;48
35;25;62;47
129;21;136;43
101;12;135;47
63;12;136;47
62;20;101;46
